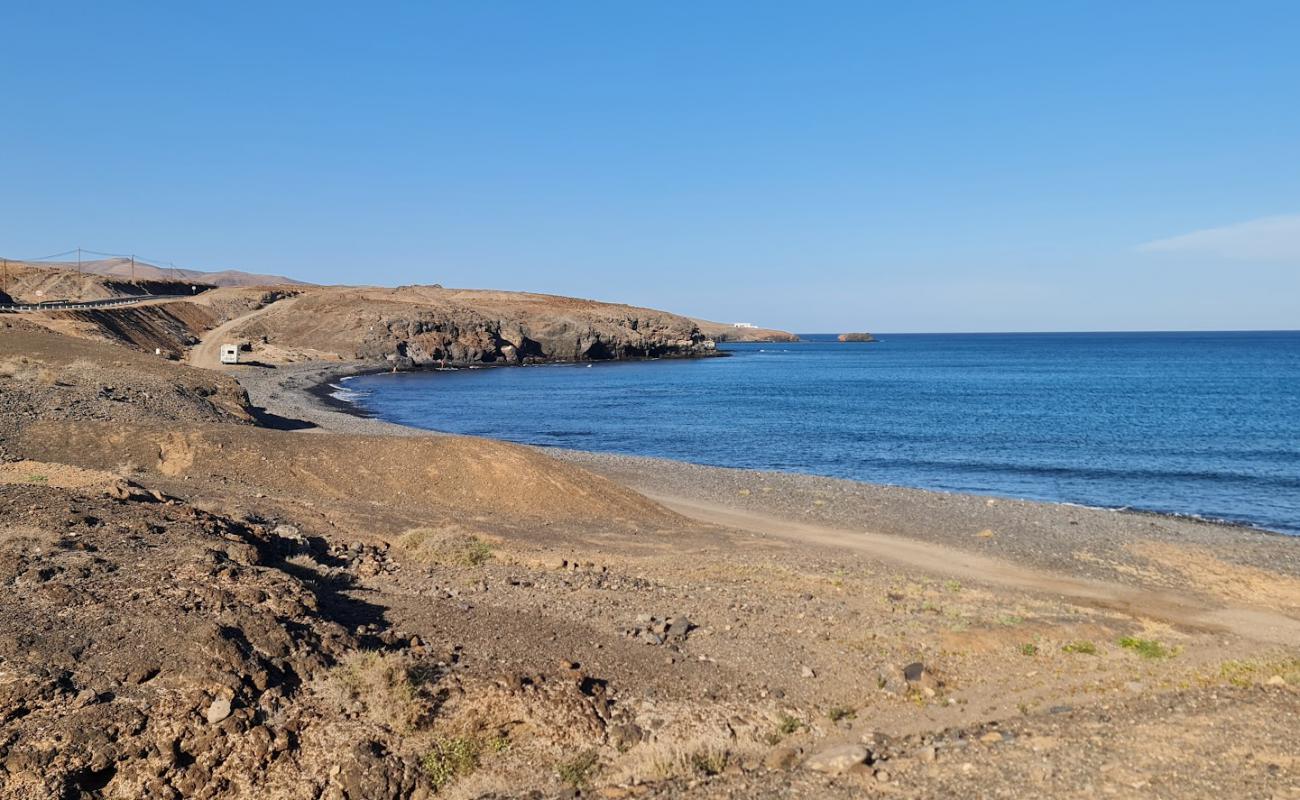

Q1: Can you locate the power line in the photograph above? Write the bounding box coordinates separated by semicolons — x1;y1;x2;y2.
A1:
3;247;212;277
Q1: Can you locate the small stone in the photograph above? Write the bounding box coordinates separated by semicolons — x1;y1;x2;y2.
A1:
804;744;869;774
917;745;937;762
763;746;802;771
903;662;926;684
609;722;644;750
665;616;694;641
1266;675;1287;686
801;665;816;679
206;697;232;725
980;731;1003;744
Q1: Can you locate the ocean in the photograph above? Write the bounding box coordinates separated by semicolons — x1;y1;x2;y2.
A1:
339;332;1300;535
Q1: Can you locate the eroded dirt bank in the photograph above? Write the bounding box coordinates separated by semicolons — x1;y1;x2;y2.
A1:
2;317;1299;799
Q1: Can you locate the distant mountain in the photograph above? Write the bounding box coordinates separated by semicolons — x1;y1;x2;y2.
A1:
21;257;311;288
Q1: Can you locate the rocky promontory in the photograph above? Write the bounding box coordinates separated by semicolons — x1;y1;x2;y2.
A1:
231;286;720;366
837;332;876;342
692;318;800;343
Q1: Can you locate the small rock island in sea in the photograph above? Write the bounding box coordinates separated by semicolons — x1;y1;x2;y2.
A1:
837;332;877;342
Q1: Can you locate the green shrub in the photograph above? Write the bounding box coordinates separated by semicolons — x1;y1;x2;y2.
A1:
1118;636;1169;659
557;749;599;788
422;736;481;791
826;705;856;722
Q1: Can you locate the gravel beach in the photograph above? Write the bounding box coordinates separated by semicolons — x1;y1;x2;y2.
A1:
241;360;1300;589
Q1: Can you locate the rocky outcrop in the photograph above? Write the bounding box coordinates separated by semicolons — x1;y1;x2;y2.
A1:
233;286;721;367
837;332;876;342
692;318;800;343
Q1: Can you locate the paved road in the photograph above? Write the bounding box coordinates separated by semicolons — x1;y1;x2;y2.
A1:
190;296;298;369
0;294;178;313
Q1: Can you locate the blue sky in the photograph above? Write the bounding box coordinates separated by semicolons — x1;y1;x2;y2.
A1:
2;2;1298;332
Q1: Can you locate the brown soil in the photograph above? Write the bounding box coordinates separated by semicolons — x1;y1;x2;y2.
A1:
1;300;1298;800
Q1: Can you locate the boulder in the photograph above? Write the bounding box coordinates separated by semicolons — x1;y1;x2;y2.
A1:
804;744;869;774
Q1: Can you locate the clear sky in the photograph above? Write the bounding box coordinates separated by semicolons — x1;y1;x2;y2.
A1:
2;2;1298;332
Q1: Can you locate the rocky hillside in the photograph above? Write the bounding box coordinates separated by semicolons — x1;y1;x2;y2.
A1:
0;319;253;459
0;262;208;303
232;286;720;366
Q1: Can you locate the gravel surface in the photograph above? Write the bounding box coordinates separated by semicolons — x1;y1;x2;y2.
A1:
242;361;1300;588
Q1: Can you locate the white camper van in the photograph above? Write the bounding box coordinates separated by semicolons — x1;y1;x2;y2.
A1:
219;344;240;365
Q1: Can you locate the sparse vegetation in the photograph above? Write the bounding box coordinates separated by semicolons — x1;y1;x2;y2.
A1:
776;712;803;735
1217;658;1300;687
1118;636;1170;659
1019;642;1039;656
944;580;962;593
26;473;48;485
556;749;600;788
826;705;856;722
616;736;741;783
398;526;495;566
327;651;439;731
422;736;481;791
1062;640;1097;655
690;749;729;776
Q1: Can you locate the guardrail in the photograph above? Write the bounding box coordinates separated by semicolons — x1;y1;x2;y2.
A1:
0;295;162;313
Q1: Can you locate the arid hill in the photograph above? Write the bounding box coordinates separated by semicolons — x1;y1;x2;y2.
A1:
692;318;799;343
7;268;725;367
10;256;309;289
228;285;720;366
0;260;207;304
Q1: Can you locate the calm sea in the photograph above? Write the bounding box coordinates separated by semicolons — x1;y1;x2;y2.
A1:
340;332;1300;535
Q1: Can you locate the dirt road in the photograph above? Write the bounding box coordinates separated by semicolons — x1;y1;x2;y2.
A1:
650;492;1300;646
189;296;297;368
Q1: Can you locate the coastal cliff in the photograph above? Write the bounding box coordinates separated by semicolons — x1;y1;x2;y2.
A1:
232;286;719;366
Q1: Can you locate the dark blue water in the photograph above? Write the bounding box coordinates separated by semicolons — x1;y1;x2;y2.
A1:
341;332;1300;535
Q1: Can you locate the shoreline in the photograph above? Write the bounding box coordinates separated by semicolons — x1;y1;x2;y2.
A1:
8;310;1300;799
271;359;1293;538
231;359;1300;586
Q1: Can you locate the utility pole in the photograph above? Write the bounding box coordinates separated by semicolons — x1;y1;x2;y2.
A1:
130;255;136;283
77;248;82;275
2;258;7;296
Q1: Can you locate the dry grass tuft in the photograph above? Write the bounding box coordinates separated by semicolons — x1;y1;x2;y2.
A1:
614;732;759;784
323;650;441;732
398;525;496;567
